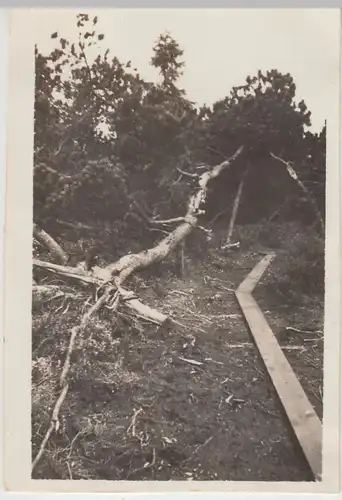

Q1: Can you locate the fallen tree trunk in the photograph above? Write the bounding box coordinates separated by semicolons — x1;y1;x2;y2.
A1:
33;224;69;265
105;146;244;286
33;146;244;325
31;145;244;472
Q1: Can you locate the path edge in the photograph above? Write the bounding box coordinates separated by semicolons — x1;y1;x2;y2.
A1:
235;253;323;482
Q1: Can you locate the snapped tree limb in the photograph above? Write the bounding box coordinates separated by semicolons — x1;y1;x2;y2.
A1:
33;258;102;285
105;146;244;286
270;152;325;234
33;224;69;265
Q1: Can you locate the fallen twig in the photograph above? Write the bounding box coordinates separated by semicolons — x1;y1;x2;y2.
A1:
176;167;198;178
31;383;69;471
126;447;156;479
32;286;114;473
204;357;224;365
285;326;323;335
181;436;213;464
127;408;143;437
280;345;306;352
178;356;203;366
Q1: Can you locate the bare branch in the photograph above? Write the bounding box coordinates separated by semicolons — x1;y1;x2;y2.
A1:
56;219;94;231
225;165;249;246
33;259;104;285
176;167;198;178
152;216;186;225
33;224;69;265
32;286;115;472
270;152;324;234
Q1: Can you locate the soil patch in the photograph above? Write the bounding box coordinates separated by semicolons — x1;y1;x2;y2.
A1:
32;250;315;481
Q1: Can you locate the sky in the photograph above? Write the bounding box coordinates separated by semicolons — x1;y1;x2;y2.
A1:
33;8;340;133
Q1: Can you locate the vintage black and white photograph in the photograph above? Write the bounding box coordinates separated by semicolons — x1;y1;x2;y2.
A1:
21;8;339;486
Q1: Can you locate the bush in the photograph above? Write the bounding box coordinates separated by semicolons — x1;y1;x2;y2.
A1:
258;224;325;300
233;221;324;300
276;231;325;298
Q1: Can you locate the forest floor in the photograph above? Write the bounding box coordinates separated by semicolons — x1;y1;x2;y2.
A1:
32;234;323;481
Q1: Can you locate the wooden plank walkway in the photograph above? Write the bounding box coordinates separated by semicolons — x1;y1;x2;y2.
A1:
235;253;323;481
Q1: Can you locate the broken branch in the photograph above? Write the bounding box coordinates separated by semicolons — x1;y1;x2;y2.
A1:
33;259;103;285
32;286;115;472
33;224;69;265
270;152;324;234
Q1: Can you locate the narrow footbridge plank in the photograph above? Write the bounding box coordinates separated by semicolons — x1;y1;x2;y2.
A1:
235;253;322;481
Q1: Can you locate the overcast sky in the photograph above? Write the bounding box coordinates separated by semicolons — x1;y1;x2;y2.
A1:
33;8;340;133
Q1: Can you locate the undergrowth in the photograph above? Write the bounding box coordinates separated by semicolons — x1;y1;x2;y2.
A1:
31;220;324;479
234;221;324;301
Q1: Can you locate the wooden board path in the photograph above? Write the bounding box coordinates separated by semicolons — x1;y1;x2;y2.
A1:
235;253;323;481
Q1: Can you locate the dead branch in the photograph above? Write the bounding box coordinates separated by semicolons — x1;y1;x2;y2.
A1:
225;166;249;247
175;239;186;276
221;241;240;251
270;152;324;234
32;382;69;472
33;259;103;285
33;224;69;265
33;259;168;324
265;196;293;224
285;326;323;335
178;356;204;366
60;286;114;386
129;197;151;223
32;286;114;472
127;407;143;437
176;167;198;178
181;436;213;464
209;207;230;225
151;216;186;225
197;226;212;239
56;219;94;231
